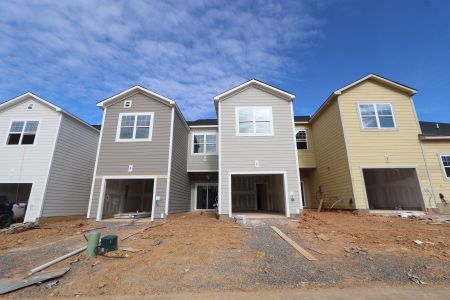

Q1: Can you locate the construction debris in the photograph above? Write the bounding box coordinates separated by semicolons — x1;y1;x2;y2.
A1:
121;247;140;253
414;240;423;245
0;222;37;234
271;226;317;261
120;222;165;241
317;233;331;241
408;273;428;285
0;267;70;295
45;280;59;289
91;261;100;268
114;212;151;219
29;246;87;274
234;215;247;225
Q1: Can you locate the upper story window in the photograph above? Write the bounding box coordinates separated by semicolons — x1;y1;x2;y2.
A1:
236;107;273;136
6;120;39;145
358;103;396;129
116;112;154;142
296;130;308;149
441;155;450;179
193;133;217;155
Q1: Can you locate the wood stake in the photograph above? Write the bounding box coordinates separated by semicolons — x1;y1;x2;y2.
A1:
271;226;317;261
120;222;165;241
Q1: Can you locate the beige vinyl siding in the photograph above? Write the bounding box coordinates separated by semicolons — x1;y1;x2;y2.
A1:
187;128;219;171
421;140;450;204
0;97;60;222
42;115;99;217
296;125;316;168
89;92;171;219
168;111;191;213
338;79;433;209
308;99;354;209
219;87;301;216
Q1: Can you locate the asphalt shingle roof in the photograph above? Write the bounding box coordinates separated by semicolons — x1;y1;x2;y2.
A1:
419;121;450;137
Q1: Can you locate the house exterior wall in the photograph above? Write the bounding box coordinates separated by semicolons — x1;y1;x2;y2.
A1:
88;92;171;219
296;124;316;168
420;140;450;205
187;128;219;171
42;114;99;217
218;87;301;217
338;79;434;209
168;110;191;213
0;97;60;222
308;99;354;209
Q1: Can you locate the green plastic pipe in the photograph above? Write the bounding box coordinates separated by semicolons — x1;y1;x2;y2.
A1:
86;231;100;258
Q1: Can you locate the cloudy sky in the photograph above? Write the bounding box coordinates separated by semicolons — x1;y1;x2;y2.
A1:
0;0;449;123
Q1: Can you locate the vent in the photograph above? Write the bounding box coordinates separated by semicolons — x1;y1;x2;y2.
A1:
27;103;34;110
124;100;132;108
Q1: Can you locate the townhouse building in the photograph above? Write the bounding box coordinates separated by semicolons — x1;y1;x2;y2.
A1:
0;93;99;223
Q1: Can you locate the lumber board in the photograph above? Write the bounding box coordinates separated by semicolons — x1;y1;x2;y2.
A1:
271;226;317;261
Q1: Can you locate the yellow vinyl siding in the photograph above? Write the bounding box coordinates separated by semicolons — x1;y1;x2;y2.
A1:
421;140;450;204
296;125;316;168
308;99;354;209
338;79;434;209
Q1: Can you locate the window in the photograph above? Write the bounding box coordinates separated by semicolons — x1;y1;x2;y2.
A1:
196;184;218;210
116;113;153;142
358;103;396;129
236;107;273;136
441;155;450;178
124;100;132;108
27;103;34;110
6;121;39;145
296;130;308;149
193;133;217;154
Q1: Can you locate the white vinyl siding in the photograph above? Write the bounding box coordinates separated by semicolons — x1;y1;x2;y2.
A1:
115;112;154;142
358;103;396;129
236;106;273;136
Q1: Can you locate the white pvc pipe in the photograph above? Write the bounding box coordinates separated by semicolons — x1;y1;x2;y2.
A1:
29;246;87;274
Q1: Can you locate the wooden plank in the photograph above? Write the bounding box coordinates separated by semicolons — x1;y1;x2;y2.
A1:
271;226;317;261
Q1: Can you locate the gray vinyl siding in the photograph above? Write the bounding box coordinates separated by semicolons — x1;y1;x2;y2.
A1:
42;115;99;217
219;87;301;216
89;92;171;219
168;111;190;213
187;128;219;171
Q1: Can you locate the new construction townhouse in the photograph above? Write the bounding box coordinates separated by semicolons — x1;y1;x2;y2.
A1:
86;74;449;221
1;74;449;224
0;93;99;223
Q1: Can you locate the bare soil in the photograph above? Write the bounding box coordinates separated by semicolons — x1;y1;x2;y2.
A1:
0;211;449;299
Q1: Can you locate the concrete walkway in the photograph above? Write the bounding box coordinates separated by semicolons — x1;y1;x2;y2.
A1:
79;286;450;300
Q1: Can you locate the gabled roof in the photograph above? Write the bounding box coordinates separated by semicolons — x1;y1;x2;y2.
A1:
97;85;175;109
187;119;218;126
335;73;417;96
310;74;417;122
0;92;99;132
214;79;295;102
419;121;450;139
294;115;311;123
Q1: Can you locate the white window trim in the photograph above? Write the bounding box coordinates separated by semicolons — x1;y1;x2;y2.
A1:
439;154;450;181
194;182;218;211
357;103;397;130
296;129;308;150
235;106;274;136
115;112;154;142
191;132;218;155
4;119;41;147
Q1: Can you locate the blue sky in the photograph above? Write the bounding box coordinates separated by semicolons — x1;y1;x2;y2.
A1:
0;0;449;124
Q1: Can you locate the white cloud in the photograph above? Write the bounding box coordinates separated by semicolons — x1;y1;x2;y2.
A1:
0;0;326;122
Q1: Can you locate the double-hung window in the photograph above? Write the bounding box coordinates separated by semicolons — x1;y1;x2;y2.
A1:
236;107;273;136
358;103;396;129
441;155;450;179
296;130;308;149
6;120;39;145
193;133;217;154
116;112;154;142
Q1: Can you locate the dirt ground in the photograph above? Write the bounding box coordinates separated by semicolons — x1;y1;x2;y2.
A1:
0;211;449;298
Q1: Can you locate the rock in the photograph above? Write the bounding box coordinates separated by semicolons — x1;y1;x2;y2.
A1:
98;282;106;289
317;234;330;241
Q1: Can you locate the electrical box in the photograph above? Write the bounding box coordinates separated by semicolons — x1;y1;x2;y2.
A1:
100;235;118;254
